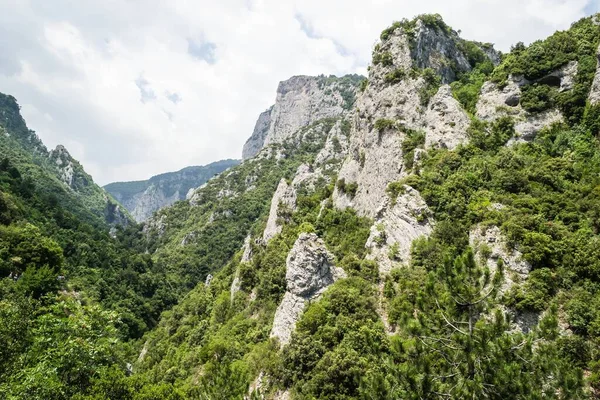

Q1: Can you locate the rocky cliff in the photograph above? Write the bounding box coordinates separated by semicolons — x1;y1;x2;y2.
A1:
0;92;129;226
105;159;239;222
242;74;364;159
132;13;600;400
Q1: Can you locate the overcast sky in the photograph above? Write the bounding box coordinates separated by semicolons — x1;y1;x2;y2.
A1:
0;0;598;185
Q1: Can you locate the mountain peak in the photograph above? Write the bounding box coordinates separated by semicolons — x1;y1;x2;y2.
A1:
375;14;500;84
242;74;364;159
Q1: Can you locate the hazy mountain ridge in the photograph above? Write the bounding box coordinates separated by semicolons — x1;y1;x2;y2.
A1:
104;159;240;222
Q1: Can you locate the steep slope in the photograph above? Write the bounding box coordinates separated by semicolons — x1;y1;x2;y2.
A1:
104;160;239;222
0;93;129;225
126;13;600;400
3;12;600;400
242;74;364;159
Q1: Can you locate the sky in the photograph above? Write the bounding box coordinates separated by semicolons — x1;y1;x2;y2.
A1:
0;0;598;185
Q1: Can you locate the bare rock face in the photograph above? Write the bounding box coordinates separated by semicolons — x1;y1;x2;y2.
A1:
241;75;361;159
263;179;297;243
469;225;531;295
314;120;350;166
509;109;564;144
128;185;181;223
423;84;470;149
365;186;434;274
242;106;273;160
270;233;345;346
411;19;472;84
547;61;578;92
334;18;498;218
49;145;75;187
476;76;564;143
589;44;600;105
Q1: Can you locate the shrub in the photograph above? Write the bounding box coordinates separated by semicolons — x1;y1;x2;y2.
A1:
372;51;393;67
384;68;406;84
374;119;396;132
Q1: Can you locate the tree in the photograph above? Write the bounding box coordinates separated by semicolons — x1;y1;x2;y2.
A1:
361;249;584;399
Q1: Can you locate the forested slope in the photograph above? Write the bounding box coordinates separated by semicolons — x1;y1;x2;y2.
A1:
1;12;600;400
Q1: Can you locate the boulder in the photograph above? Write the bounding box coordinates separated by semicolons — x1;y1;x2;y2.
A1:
270;233;345;346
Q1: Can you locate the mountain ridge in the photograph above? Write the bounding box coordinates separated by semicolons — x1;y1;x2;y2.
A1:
1;11;600;400
104;159;240;222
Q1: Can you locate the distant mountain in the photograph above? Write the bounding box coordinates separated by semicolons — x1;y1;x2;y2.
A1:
0;92;129;226
104;159;240;222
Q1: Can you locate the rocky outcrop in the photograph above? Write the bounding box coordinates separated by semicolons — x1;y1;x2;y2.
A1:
242;106;273;159
263;179;297;243
334;17;499;217
365;186;433;274
544;61;578;92
469;225;531;295
241;75;362;159
476;77;564;143
230;235;253;302
270;233;345;346
49;145;76;187
314;120;350;166
469;224;538;332
509;109;564;144
105;160;239;222
589;44;600;105
423;85;470;149
411;19;472;83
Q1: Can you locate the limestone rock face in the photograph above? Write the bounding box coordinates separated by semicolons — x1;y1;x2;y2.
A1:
469;225;531;295
548;61;578;92
241;75;361;159
476;77;564;143
411;19;472;83
510;109;564;144
423;85;470;149
263;179;297;243
365;186;434;274
314;120;350;166
270;233;345;346
242;106;273;160
105;160;238;222
333;19;499;218
589;44;600;105
49;145;75;187
470;224;537;332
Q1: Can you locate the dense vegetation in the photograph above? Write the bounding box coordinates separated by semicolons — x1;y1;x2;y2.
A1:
1;12;600;400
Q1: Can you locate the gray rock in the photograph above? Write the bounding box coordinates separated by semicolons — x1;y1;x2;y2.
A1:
365;186;433;274
509;109;564;145
476;77;564;143
242;75;361;159
242;106;273;159
423;85;470;149
469;225;531;295
270;233;345;346
105;160;238;222
333;20;494;217
411;19;472;83
589;44;600;105
263;179;297;243
49;145;75;187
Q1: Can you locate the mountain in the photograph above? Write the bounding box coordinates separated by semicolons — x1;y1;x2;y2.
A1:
242;74;365;159
2;12;600;400
0;93;129;226
104;160;240;222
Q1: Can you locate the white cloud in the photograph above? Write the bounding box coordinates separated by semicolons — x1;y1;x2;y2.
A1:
0;0;596;184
